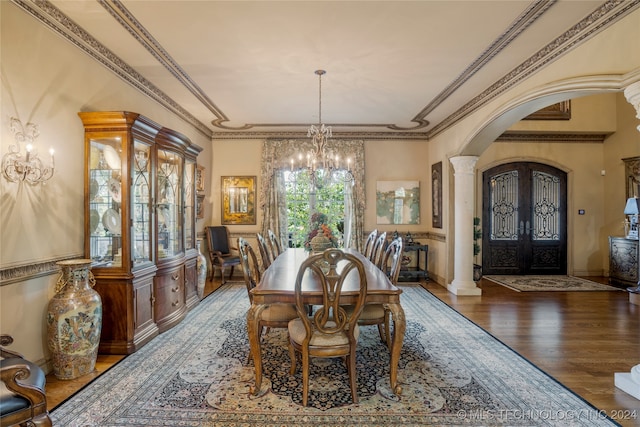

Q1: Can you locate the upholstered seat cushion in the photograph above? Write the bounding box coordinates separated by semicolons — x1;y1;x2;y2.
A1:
344;304;385;320
261;304;299;323
0;357;46;415
288;319;360;347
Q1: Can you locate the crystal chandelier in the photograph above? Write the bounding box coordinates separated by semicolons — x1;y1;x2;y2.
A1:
2;117;55;185
289;70;353;188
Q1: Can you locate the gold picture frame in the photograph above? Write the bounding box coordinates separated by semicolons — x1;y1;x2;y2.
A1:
221;176;256;225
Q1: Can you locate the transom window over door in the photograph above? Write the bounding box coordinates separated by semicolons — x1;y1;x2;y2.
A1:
482;162;567;275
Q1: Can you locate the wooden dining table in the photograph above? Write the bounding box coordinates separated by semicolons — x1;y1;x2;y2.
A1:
247;247;405;396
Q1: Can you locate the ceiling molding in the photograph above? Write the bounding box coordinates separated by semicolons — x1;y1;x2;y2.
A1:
12;0;213;138
12;0;640;142
211;131;431;141
497;131;609;143
428;0;640;140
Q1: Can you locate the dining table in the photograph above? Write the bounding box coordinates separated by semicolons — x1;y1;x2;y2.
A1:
247;247;406;396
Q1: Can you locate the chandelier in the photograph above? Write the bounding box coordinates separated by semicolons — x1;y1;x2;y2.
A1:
289;70;353;189
2;117;55;185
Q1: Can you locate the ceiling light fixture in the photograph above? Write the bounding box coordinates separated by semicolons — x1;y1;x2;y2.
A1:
289;70;352;188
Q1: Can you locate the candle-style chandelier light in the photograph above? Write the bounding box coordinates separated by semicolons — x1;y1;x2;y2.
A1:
2;117;55;185
289;70;353;189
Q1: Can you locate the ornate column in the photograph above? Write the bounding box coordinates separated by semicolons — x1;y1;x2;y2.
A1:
625;80;640;131
615;80;640;400
448;156;482;295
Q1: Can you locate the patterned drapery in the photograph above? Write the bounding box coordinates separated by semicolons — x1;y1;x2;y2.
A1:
260;139;365;251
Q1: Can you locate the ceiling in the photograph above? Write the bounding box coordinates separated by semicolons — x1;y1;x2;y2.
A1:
25;0;636;140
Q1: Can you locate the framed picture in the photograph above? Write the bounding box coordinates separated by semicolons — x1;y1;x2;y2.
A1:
196;164;205;193
376;180;420;224
432;162;443;228
523;100;571;120
196;194;205;219
221;176;256;225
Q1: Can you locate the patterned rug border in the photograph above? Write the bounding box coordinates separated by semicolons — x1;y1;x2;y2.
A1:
484;275;622;292
50;283;619;426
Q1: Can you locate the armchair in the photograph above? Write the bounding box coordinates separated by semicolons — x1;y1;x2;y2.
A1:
205;226;241;284
0;334;52;427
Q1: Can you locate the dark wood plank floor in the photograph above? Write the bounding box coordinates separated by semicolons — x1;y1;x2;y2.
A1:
46;276;640;426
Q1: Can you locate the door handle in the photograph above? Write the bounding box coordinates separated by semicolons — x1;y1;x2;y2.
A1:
525;220;531;236
519;221;524;235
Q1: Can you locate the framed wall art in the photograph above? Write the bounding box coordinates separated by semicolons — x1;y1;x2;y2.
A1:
196;164;205;193
196;194;205;220
376;180;420;225
221;176;256;225
432;161;442;228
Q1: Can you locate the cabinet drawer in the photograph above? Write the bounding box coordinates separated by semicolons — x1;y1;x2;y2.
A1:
154;267;185;324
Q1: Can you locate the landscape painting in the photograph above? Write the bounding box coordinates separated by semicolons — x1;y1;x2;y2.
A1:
376;180;420;224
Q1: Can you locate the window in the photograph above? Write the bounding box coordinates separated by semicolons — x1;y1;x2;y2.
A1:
284;170;350;248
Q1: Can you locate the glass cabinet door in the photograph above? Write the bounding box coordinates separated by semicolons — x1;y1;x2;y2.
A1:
184;159;195;251
132;140;152;266
88;136;123;267
157;148;183;259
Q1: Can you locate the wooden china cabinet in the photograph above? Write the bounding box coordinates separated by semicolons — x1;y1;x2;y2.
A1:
80;111;202;354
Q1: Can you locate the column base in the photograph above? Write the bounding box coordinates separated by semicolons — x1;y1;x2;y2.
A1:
447;280;482;296
615;364;640;400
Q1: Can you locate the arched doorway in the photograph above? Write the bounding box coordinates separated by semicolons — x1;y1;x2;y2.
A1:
482;162;567;275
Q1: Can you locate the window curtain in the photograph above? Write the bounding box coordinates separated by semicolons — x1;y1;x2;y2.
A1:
260;139;365;251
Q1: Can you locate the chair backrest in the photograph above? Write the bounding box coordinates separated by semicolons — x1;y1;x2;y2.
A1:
371;231;387;266
256;233;272;270
363;229;378;258
293;249;367;341
237;237;261;302
267;229;283;258
381;237;404;284
206;226;231;254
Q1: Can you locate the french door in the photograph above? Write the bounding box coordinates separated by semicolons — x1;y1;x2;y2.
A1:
482;162;567;275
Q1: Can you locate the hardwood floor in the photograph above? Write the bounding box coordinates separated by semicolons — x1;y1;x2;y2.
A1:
45;276;640;426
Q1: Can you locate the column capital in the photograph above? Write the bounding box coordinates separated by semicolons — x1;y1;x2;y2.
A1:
624;81;640;130
450;156;479;175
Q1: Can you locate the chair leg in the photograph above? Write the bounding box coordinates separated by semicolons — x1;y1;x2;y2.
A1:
302;350;310;407
348;351;359;404
229;266;235;280
384;309;392;350
220;266;226;284
288;342;297;375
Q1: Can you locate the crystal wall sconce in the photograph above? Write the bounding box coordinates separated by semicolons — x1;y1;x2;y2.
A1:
2;117;54;184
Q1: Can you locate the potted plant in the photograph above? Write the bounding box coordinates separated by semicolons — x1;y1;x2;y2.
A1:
473;216;482;281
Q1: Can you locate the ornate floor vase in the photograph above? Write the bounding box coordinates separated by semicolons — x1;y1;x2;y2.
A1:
196;240;207;299
47;259;102;380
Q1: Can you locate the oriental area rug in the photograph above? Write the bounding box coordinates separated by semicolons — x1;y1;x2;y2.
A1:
51;284;617;426
485;275;621;292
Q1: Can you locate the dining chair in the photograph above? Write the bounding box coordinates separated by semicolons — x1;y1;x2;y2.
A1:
0;334;52;427
343;237;402;350
205;225;241;284
287;249;368;407
255;233;273;271
363;229;377;259
370;231;387;267
237;238;298;341
267;229;283;258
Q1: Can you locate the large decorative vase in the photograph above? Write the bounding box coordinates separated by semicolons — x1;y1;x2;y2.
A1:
47;259;102;380
196;239;207;299
310;236;333;253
